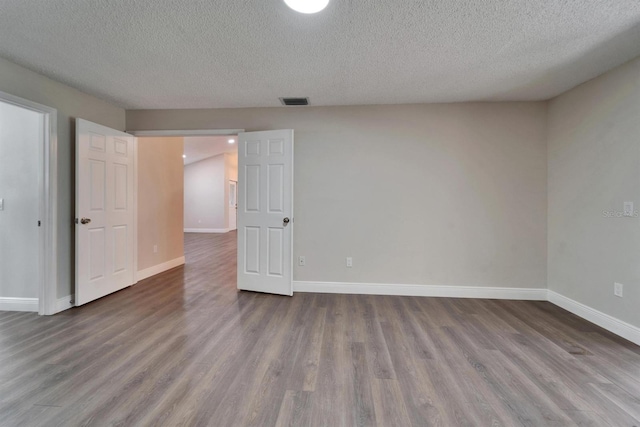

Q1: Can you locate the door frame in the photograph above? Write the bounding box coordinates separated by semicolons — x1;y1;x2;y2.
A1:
128;128;244;282
128;128;295;295
0;90;58;315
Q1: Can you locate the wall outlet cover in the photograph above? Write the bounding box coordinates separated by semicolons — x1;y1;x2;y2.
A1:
614;282;623;297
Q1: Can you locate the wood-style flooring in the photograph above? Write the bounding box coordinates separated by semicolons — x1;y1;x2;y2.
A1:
1;232;640;426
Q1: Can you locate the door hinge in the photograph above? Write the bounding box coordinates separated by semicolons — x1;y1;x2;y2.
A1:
38;220;41;227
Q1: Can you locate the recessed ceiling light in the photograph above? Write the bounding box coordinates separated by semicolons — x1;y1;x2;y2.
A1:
182;154;186;158
284;0;329;14
228;139;235;144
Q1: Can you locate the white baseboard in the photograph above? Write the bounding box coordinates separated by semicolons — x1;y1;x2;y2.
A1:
547;290;640;347
54;295;75;314
292;281;547;300
184;228;229;233
0;297;39;312
137;256;186;281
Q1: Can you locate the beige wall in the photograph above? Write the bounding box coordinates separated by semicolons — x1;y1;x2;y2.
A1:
137;137;185;272
128;103;548;288
548;57;640;328
184;154;227;231
0;56;125;299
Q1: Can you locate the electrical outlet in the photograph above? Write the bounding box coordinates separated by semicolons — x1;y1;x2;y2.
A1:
153;245;158;253
346;257;353;268
298;256;306;266
614;282;623;298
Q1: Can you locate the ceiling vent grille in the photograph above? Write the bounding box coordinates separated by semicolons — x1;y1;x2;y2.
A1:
280;97;309;106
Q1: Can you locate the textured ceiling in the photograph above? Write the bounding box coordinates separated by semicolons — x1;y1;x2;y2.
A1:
1;0;639;109
183;136;237;165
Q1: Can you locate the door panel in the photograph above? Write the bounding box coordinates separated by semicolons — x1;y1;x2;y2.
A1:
76;119;135;306
237;130;293;296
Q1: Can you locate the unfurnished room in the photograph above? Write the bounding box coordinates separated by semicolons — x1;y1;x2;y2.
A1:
1;0;640;426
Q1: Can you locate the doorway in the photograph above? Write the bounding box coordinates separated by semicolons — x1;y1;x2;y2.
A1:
0;91;57;315
130;128;294;296
134;133;239;283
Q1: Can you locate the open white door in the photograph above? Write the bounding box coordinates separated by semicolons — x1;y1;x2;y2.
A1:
237;130;293;296
75;119;136;306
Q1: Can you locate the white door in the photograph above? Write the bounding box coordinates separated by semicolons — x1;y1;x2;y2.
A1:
237;130;293;296
228;180;237;230
75;119;136;306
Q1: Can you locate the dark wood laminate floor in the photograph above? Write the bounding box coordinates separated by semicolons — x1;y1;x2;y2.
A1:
1;233;640;426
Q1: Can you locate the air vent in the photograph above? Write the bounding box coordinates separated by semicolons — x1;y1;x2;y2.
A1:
280;97;309;106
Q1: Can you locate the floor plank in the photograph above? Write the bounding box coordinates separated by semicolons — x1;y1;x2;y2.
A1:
0;231;639;426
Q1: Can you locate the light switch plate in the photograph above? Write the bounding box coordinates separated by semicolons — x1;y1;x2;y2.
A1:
0;198;3;211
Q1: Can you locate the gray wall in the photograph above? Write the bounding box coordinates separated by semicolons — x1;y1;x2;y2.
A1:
184;154;227;231
0;57;126;299
0;102;41;298
548;56;640;328
128;103;548;288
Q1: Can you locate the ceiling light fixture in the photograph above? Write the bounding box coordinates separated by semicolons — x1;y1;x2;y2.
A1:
284;0;329;14
228;139;235;144
182;154;186;158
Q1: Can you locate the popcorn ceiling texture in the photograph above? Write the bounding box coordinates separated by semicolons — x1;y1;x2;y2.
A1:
0;0;639;109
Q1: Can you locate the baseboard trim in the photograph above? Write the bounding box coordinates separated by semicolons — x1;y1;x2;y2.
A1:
547;290;640;346
137;256;186;282
184;228;229;233
54;295;75;314
292;281;547;300
0;297;39;312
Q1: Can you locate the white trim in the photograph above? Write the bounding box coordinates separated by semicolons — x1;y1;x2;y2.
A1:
184;228;230;233
128;129;245;137
54;295;75;313
0;90;57;316
0;297;39;312
133;136;139;284
137;256;186;281
292;281;547;300
547;290;640;346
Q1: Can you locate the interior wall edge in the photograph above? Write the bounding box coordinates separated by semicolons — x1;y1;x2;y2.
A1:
293;281;547;300
136;256;186;282
0;297;39;312
547;290;640;346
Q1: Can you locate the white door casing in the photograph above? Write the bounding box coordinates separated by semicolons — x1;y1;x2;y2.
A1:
76;119;136;306
0;90;57;315
237;130;293;296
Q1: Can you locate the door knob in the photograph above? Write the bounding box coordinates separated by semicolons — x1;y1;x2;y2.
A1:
80;218;91;225
283;217;290;225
